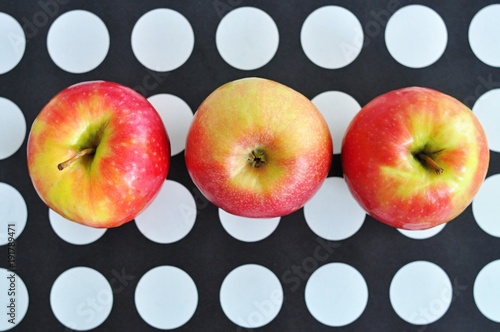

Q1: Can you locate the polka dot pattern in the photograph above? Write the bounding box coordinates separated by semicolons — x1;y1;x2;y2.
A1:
50;267;113;330
49;209;106;245
135;180;197;244
311;91;361;154
305;263;368;327
3;3;500;331
147;93;193;156
385;5;447;68
0;12;25;74
469;4;500;67
0;97;26;160
216;7;279;70
0;182;27;246
220;264;283;328
135;266;198;329
131;8;194;72
474;260;500;323
304;177;365;241
301;6;363;69
472;174;500;238
472;88;500;152
47;10;109;73
219;208;280;242
390;261;452;325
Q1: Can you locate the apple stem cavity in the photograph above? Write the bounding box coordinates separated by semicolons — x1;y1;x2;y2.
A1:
248;149;266;168
417;152;444;174
57;147;96;171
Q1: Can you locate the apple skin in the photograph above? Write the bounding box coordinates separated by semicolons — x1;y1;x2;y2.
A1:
27;81;170;228
341;87;489;230
185;77;332;218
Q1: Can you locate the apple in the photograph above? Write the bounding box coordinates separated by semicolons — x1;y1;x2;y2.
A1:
27;81;170;228
185;77;332;218
341;87;489;230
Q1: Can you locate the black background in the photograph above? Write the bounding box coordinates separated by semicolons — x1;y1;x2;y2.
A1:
0;0;499;331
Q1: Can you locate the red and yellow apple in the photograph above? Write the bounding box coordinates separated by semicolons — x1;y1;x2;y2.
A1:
341;87;489;230
185;77;332;218
27;81;170;228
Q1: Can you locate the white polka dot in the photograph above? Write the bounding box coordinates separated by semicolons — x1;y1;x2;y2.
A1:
0;269;29;331
469;4;500;67
390;261;452;325
220;264;283;329
147;94;193;156
47;10;109;74
472;174;500;238
0;97;26;160
397;223;446;240
0;183;27;246
304;177;365;241
305;263;368;327
300;6;363;69
49;209;106;245
219;209;280;242
216;7;279;70
135;265;198;329
311;91;361;154
472;88;500;152
135;180;196;244
0;12;25;74
385;5;447;68
50;267;113;331
131;8;194;72
473;259;500;323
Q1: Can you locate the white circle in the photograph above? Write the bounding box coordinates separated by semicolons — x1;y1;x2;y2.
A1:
0;269;29;331
50;267;113;331
390;261;452;325
0;97;26;160
47;10;109;74
469;4;500;67
135;180;196;244
216;7;279;70
472;174;500;238
219;209;280;242
474;260;500;323
49;209;106;245
397;223;446;240
304;177;365;241
147;94;193;156
0;12;25;74
0;183;27;246
311;91;361;154
131;8;194;72
220;264;283;329
135;265;198;329
301;6;363;69
305;263;368;327
385;5;447;68
472;88;500;152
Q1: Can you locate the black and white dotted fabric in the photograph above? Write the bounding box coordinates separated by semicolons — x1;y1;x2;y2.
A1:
0;1;499;331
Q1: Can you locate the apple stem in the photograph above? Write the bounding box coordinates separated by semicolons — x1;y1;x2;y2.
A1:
248;149;266;168
57;148;96;171
417;152;443;174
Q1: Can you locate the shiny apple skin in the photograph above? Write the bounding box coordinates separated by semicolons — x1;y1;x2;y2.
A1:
341;87;489;230
27;81;170;228
185;77;333;218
